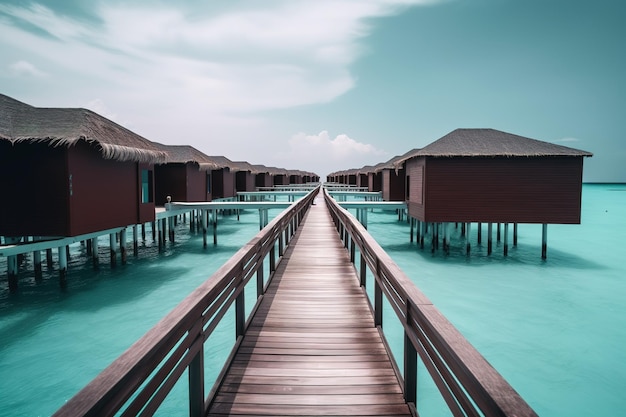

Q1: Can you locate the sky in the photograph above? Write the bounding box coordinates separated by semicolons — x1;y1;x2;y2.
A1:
1;0;624;181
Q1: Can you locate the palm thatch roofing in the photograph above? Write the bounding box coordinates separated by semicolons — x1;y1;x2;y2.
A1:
206;155;237;171
153;143;221;170
0;93;167;164
230;161;256;173
394;128;592;168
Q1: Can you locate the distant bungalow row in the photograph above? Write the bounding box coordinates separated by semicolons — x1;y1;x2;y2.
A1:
0;93;318;239
327;128;593;256
0;93;318;290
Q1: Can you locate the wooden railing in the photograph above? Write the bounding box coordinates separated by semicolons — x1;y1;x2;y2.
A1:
324;189;538;417
53;186;319;417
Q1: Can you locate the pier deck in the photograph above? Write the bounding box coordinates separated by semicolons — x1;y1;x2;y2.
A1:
207;201;411;416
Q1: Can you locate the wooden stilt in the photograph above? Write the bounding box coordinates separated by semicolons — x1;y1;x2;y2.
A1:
120;229;127;265
416;220;421;244
213;210;217;245
141;223;146;241
542;224;548;259
410;217;414;243
91;237;99;267
461;222;466;237
58;245;68;288
444;223;450;254
46;248;53;269
133;225;139;256
151;221;156;242
86;238;93;256
513;223;518;246
465;223;471;255
503;223;509;257
34;249;42;280
487;223;493;255
477;222;482;244
497;223;501;242
8;255;18;292
109;233;117;267
420;222;425;249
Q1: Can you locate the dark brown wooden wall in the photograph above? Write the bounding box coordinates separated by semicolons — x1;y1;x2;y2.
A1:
155;164;187;204
68;142;146;235
368;172;382;192
212;168;235;199
381;169;405;201
187;166;210;202
0;141;69;236
407;156;584;224
236;171;255;192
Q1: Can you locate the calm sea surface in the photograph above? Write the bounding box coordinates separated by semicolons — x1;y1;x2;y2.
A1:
1;184;625;416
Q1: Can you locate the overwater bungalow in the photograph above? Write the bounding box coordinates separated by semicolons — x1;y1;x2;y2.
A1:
357;165;374;189
209;156;237;199
0;93;166;238
271;167;289;186
153;144;220;205
252;164;274;188
397;128;592;255
231;161;256;193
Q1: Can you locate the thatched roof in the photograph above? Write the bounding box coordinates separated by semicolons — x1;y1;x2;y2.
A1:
206;155;236;170
153;143;222;170
0;93;167;164
394;129;592;167
230;161;256;173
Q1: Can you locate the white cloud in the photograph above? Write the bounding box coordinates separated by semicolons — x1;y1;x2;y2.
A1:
9;60;48;77
0;0;435;172
275;131;388;175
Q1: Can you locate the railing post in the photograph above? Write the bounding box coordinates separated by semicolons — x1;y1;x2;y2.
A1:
188;321;205;417
269;243;276;274
359;253;366;287
257;257;265;298
278;233;284;257
374;259;383;327
350;237;355;264
404;306;417;404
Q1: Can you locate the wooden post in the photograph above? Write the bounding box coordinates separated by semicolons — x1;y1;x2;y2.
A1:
46;248;53;269
151;221;156;242
513;223;518;246
410;217;414;243
360;253;367;287
497;223;501;242
269;244;276;274
465;222;471;255
374;261;383;327
542;224;548;259
58;245;68;288
33;249;42;280
120;228;127;265
201;210;207;248
141;223;146;241
258;209;263;230
419;221;425;249
278;233;284;257
477;222;482;244
503;223;509;257
487;223;493;255
168;216;175;243
8;255;18;292
350;237;355;264
443;222;450;255
91;237;99;267
109;233;117;267
404;330;417;404
86;238;93;256
213;210;217;245
190;209;195;232
133;225;139;256
257;259;265;298
362;208;368;229
416;220;421;244
188;323;205;417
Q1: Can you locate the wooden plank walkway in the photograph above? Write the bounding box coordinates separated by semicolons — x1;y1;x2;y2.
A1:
208;201;412;416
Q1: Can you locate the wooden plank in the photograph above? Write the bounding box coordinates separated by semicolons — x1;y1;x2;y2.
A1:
207;201;411;416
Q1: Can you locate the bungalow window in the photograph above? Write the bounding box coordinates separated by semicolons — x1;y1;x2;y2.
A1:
141;169;153;203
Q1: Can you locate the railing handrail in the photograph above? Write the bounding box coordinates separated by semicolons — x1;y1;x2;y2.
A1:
53;186;319;417
324;188;537;417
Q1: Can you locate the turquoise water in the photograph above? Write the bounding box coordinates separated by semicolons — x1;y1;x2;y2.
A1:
358;183;626;416
1;184;625;416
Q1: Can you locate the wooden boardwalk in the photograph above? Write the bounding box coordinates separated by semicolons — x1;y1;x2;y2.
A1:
208;201;412;416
